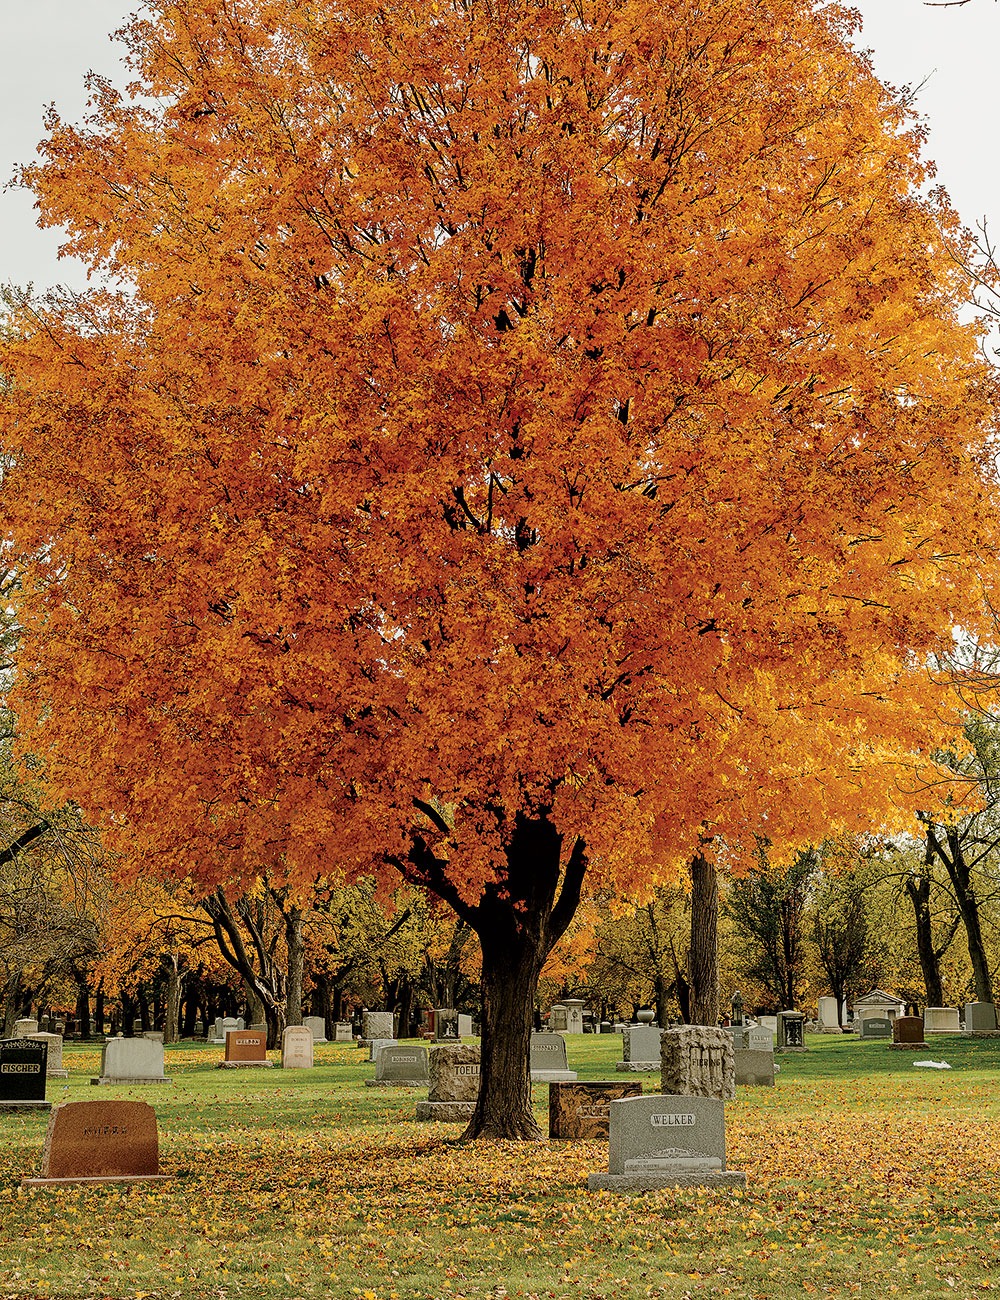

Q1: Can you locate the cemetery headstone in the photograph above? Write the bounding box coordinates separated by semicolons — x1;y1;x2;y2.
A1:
210;1017;225;1043
218;1030;272;1069
776;1010;806;1051
549;1080;643;1140
235;1017;245;1030
0;1038;50;1111
281;1026;314;1069
924;1007;961;1035
859;1016;892;1040
434;1009;460;1041
890;1015;928;1050
221;1017;239;1042
366;1043;430;1087
334;1021;354;1042
617;1026;662;1072
564;1000;586;1033
549;1004;568;1031
22;1100;167;1186
13;1019;39;1039
361;1011;395;1044
966;1001;998;1034
734;1027;775;1087
587;1094;745;1191
759;1014;778;1037
143;1031;164;1043
660;1026;735;1100
529;1032;578;1082
457;1013;474;1038
92;1037;171;1085
303;1016;327;1043
730;991;744;1027
415;1044;480;1121
817;997;841;1033
367;1038;397;1061
28;1032;68;1079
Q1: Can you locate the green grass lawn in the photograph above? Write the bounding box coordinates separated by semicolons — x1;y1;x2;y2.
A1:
2;1032;1000;1299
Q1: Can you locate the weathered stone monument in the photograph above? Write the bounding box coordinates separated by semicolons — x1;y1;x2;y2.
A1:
0;1038;50;1111
966;1002;998;1034
22;1101;167;1186
218;1030;272;1069
433;1009;460;1041
616;1026;662;1072
924;1007;961;1035
28;1032;68;1079
587;1094;745;1191
890;1016;928;1050
303;1016;327;1043
734;1027;775;1087
361;1011;395;1046
415;1044;480;1121
563;999;586;1033
529;1032;578;1082
92;1038;171;1085
366;1043;430;1087
549;1004;568;1031
660;1026;735;1100
458;1013;474;1038
776;1010;806;1051
549;1081;642;1140
281;1026;314;1069
13;1019;39;1039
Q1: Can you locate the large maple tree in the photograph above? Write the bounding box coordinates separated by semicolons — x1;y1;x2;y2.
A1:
2;0;998;1136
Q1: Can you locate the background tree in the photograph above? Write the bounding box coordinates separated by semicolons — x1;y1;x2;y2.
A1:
808;845;878;1025
3;0;999;1137
726;846;819;1012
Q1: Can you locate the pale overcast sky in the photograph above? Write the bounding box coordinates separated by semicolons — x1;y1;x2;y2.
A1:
0;0;996;292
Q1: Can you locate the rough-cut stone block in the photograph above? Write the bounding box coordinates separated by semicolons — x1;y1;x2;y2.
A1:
362;1011;394;1041
660;1026;735;1100
23;1100;167;1185
93;1037;171;1085
281;1026;314;1069
428;1044;480;1102
549;1081;642;1140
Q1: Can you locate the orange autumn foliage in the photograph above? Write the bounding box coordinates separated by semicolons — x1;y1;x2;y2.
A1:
1;0;999;1131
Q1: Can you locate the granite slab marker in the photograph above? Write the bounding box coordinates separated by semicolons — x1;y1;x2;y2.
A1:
529;1032;578;1082
281;1025;314;1069
92;1037;171;1085
616;1026;662;1072
587;1094;745;1191
218;1030;273;1069
549;1081;643;1140
22;1100;168;1186
366;1044;430;1087
0;1038;50;1111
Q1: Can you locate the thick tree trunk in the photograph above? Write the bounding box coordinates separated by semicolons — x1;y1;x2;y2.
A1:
928;826;994;1005
164;955;181;1044
905;868;945;1008
284;907;305;1027
74;977;91;1039
94;990;105;1037
689;851;719;1026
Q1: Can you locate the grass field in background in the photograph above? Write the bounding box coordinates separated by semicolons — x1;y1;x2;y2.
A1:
2;1033;1000;1299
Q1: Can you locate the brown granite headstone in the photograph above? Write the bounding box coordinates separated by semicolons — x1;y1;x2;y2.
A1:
890;1016;927;1049
549;1080;643;1140
22;1100;167;1186
219;1030;272;1068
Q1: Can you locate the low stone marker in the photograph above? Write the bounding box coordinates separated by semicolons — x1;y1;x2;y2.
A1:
22;1100;168;1186
366;1044;430;1087
303;1016;327;1043
458;1013;474;1038
859;1016;892;1040
660;1026;735;1100
28;1032;68;1079
0;1038;50;1111
219;1030;272;1069
92;1038;171;1085
734;1027;775;1087
530;1032;578;1082
966;1002;998;1034
776;1010;806;1051
367;1037;397;1061
362;1011;394;1044
616;1026;661;1072
416;1044;480;1121
587;1094;745;1191
549;1080;642;1140
334;1022;354;1042
890;1016;928;1050
434;1009;460;1041
281;1026;314;1069
924;1007;961;1035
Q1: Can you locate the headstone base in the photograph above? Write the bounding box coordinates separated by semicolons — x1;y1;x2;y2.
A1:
46;1070;70;1080
365;1079;423;1087
0;1101;51;1112
216;1061;273;1069
530;1070;578;1083
91;1076;172;1085
23;1174;169;1187
415;1100;474;1121
888;1043;929;1051
587;1170;746;1191
615;1061;659;1072
971;1030;1000;1038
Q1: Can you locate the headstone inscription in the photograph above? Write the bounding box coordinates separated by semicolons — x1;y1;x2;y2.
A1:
281;1026;314;1069
859;1017;892;1040
303;1016;327;1043
92;1038;171;1085
890;1016;928;1050
366;1043;430;1087
617;1026;662;1072
549;1081;643;1140
434;1009;460;1041
22;1100;168;1186
415;1044;480;1121
27;1032;68;1079
0;1038;50;1111
219;1030;272;1069
924;1007;961;1035
660;1026;735;1100
734;1027;775;1087
529;1032;578;1082
587;1094;745;1190
966;1002;998;1034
